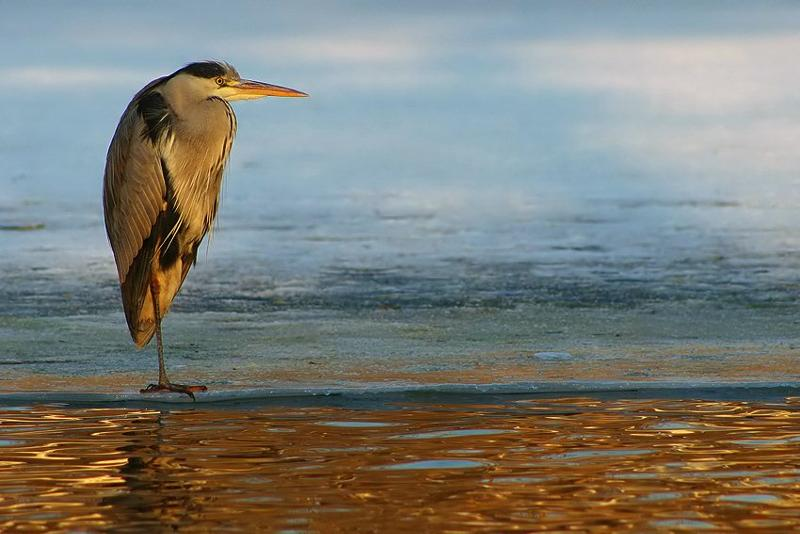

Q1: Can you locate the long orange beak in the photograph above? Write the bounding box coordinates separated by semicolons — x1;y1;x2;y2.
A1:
235;79;308;98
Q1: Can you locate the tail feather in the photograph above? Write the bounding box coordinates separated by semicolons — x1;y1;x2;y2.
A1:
121;225;158;347
119;216;199;348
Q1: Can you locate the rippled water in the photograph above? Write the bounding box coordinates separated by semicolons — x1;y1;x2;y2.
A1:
2;394;800;531
3;1;800;390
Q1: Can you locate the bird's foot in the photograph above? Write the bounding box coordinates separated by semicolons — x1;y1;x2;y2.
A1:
140;383;208;401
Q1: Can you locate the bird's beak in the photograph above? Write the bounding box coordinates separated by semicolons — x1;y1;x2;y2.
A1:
228;79;308;101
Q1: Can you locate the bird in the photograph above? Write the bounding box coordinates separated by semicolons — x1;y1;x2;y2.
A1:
103;61;307;399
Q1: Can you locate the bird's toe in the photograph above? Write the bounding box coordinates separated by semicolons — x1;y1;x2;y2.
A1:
140;382;207;400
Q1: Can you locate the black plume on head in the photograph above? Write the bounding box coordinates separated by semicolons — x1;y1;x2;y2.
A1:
178;61;239;80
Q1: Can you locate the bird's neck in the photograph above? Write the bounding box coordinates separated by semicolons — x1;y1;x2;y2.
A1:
160;74;207;122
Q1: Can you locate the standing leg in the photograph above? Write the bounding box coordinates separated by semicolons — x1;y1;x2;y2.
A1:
140;278;207;400
152;280;170;386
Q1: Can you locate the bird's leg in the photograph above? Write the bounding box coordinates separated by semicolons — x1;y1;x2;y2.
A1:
153;280;169;385
140;278;207;400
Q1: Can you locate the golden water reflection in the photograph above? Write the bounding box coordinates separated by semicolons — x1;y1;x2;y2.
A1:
1;397;800;531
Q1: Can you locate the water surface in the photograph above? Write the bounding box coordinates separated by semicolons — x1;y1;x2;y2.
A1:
3;1;800;392
2;394;800;531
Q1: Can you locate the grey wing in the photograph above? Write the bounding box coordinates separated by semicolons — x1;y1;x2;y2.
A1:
103;102;166;283
103;83;168;337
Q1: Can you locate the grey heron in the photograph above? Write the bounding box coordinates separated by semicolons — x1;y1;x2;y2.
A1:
103;61;307;399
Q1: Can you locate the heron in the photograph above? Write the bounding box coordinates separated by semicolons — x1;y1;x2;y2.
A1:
103;61;307;399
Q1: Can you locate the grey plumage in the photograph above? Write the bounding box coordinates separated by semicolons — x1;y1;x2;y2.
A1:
103;61;306;396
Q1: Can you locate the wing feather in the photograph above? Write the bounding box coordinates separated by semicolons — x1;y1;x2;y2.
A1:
103;77;169;342
103;114;166;282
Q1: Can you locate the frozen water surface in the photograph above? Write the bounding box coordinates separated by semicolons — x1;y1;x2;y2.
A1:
2;1;800;395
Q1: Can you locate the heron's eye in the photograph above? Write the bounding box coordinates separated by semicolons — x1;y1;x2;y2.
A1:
215;77;225;87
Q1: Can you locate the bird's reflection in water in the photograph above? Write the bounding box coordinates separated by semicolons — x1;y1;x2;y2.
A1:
100;411;208;529
2;397;800;531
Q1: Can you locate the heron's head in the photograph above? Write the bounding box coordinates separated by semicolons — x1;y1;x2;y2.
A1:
171;61;308;102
